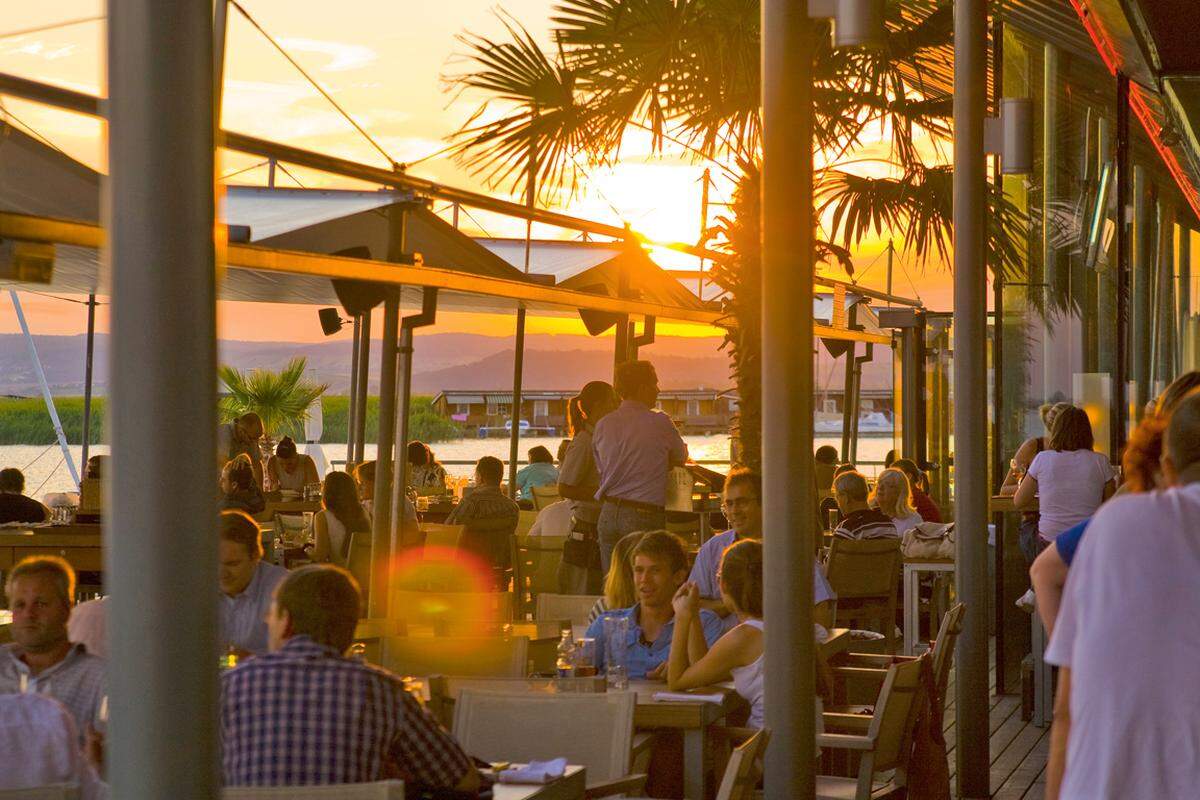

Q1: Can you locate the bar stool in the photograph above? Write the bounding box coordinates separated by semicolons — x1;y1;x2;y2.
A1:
902;559;955;655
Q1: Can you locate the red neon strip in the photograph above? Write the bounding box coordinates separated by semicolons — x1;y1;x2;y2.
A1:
1070;0;1200;222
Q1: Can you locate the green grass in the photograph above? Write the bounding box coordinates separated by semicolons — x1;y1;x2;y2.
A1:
0;395;459;445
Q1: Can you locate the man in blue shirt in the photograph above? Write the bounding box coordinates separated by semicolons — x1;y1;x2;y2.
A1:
587;530;722;679
219;511;288;656
689;469;836;633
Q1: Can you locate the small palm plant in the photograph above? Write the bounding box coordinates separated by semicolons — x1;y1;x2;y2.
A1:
218;357;329;443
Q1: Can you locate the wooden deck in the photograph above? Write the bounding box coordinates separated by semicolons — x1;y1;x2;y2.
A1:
943;640;1051;799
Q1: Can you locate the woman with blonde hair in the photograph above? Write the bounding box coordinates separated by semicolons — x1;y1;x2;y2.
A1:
587;530;645;623
870;467;924;536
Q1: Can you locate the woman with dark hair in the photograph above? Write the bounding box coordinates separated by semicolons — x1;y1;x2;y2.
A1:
891;457;941;522
407;440;447;492
1014;405;1116;565
220;454;265;514
515;445;559;503
312;470;372;566
264;436;319;493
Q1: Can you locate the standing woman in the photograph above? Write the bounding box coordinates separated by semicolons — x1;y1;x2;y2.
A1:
264;436;320;493
1014;405;1116;565
312;470;372;566
557;381;619;594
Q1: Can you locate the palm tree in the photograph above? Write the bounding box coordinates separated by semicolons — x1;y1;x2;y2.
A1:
444;0;1028;469
218;357;328;443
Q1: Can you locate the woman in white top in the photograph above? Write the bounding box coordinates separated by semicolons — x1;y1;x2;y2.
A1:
870;467;924;536
667;539;828;735
312;470;372;567
1015;405;1116;557
264;436;319;493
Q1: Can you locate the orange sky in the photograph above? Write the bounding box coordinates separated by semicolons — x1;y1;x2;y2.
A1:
0;1;955;342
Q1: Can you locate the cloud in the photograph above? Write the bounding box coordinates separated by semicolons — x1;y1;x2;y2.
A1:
275;37;377;72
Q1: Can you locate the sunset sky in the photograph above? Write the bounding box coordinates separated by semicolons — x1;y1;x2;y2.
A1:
0;1;954;344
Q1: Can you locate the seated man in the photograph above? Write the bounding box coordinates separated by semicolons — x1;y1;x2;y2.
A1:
0;694;107;800
0;467;50;524
690;469;836;632
831;471;897;540
587;530;723;679
219;511;288;656
221;564;482;793
529;498;573;538
0;556;106;732
446;456;519;587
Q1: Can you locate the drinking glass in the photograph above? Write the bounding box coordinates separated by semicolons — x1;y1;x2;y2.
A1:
574;637;597;678
603;616;630;690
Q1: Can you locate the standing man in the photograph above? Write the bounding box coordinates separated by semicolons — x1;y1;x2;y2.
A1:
689;469;836;632
219;510;288;656
594;361;688;573
218;412;265;490
0;556;106;731
1045;394;1200;799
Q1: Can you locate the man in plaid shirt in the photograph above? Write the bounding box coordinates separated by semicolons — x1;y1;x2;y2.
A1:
220;564;482;793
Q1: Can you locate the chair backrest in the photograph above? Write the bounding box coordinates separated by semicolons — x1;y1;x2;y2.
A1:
381;636;529;678
825;537;903;599
864;655;926;772
346;531;374;613
929;602;965;702
392;589;514;627
513;535;568;619
453;689;635;782
221;782;404;799
715;728;771;800
0;787;79;800
422;522;465;553
531;484;561;511
515;509;538;538
535;593;602;627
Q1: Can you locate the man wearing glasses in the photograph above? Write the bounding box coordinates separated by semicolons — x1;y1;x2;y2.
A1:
688;469;836;633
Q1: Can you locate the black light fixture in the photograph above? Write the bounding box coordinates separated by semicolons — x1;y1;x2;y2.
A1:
318;307;349;337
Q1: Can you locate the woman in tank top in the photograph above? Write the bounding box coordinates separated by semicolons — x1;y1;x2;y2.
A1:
666;539;828;736
312;470;372;567
264;436;320;493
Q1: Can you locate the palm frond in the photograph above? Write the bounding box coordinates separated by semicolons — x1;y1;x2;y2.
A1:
218;357;328;439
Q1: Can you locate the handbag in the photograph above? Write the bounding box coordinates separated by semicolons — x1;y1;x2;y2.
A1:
562;516;601;569
906;656;951;800
901;521;955;560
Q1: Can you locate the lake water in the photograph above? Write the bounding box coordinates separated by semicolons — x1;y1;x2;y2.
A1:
1;435;893;499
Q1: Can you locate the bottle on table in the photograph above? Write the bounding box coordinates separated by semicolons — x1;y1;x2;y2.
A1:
555;630;576;686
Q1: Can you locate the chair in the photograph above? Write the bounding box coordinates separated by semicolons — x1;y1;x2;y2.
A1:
346;531;374;612
454;688;646;799
531;484;560;511
825;537;903;651
391;589;514;627
381;635;529;678
817;656;927;800
536;593;602;627
515;509;538;538
512;535;567;619
630;727;769;800
221;782;404;799
0;788;78;800
422;523;465;553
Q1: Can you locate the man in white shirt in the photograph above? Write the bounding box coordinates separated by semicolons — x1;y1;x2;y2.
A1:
0;694;106;799
1045;393;1200;799
219;511;288;656
529;498;573;537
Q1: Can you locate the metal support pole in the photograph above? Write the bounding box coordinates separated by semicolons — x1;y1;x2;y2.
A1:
9;291;81;489
761;0;816;796
1115;73;1131;457
953;0;991;795
105;0;217;794
81;294;97;467
1132;166;1153;416
699;168;711;300
391;289;437;546
509;307;527;498
370;291;400;618
840;342;856;462
347;314;362;461
1180;226;1191;373
354;308;371;463
989;12;1008;694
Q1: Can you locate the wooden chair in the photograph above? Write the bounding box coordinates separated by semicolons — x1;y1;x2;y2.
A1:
426;675;607;729
222;782;404;799
453;688;646;799
825;537;903;651
817;655;927;800
536;593;602;627
512;535;567;619
391;589;514;627
0;787;78;800
422;522;465;553
381;635;529;678
531;484;561;511
345;531;374;613
515;508;538;538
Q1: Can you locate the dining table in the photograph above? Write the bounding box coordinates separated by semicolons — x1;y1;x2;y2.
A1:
491;765;586;800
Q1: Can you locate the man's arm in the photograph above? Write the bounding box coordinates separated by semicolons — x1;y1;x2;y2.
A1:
1046;668;1071;800
1030;545;1069;635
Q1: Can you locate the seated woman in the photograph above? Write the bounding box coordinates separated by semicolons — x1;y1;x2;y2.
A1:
587;530;645;623
311;471;372;567
264;436;319;493
515;445;559;503
891;458;942;523
219;455;265;515
667;538;828;735
407;441;448;492
870;467;924;536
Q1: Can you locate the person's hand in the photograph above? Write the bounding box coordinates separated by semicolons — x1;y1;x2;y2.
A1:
672;581;699;617
646;661;668;681
84;724;105;778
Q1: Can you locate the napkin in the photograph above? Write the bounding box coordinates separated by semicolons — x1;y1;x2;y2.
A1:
497;758;568;785
652;691;725;704
849;629;886;640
